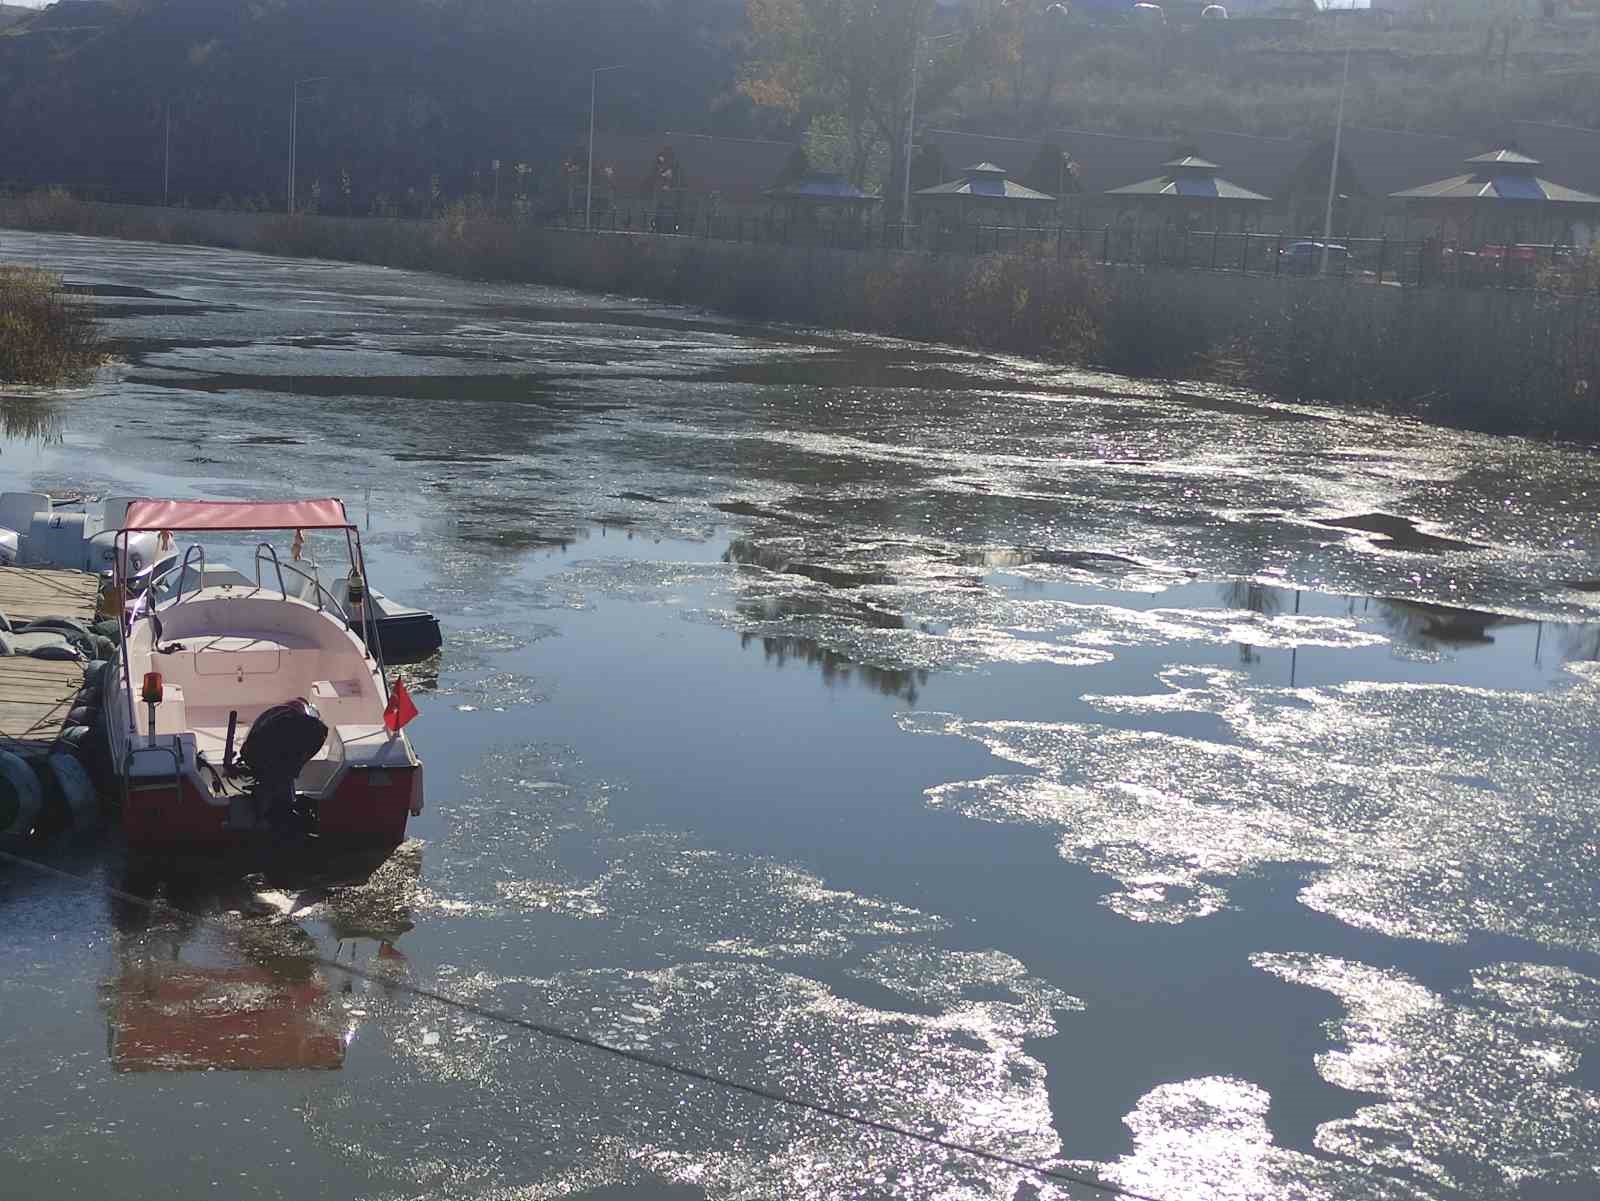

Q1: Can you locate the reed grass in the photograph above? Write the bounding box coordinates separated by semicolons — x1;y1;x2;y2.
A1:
5;190;1598;439
0;265;101;386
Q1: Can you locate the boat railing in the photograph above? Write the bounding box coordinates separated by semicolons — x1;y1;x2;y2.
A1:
254;542;289;600
171;543;207;607
140;539;385;671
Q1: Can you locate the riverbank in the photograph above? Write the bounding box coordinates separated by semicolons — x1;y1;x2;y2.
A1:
0;263;101;386
4;191;1597;439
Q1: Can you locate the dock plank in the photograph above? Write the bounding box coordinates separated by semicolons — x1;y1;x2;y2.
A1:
0;565;101;751
0;564;100;626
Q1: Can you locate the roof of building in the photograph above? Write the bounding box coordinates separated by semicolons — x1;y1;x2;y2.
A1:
1391;171;1600;205
765;172;879;203
1466;148;1541;166
916;162;1056;202
923;127;1310;198
1106;168;1270;201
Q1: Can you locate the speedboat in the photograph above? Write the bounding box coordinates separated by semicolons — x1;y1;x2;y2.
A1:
106;498;423;852
0;491;159;573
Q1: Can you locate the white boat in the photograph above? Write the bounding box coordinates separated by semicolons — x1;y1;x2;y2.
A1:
0;492;159;574
106;498;423;852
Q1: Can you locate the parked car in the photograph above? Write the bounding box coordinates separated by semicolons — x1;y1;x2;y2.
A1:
1130;2;1167;26
1201;4;1228;17
1280;241;1350;274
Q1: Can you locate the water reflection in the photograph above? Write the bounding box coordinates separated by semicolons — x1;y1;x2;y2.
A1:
0;394;63;444
105;920;351;1073
724;538;895;589
740;632;927;703
101;845;420;1074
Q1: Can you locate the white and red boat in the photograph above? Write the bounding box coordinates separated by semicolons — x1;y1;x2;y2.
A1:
106;498;422;851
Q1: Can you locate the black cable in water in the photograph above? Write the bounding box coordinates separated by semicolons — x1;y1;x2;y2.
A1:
0;847;1168;1201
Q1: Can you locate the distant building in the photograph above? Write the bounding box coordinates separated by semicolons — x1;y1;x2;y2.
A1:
914;162;1057;229
764;171;880;238
1390;148;1600;244
1104;155;1272;230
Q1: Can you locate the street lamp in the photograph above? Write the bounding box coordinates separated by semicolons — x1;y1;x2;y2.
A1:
163;100;172;208
1318;41;1351;276
288;75;327;216
901;32;959;243
587;65;626;231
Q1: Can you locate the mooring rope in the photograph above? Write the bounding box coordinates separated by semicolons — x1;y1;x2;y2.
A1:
0;847;1169;1201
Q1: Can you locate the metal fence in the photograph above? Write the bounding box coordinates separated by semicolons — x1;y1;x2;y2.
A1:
556;207;1600;295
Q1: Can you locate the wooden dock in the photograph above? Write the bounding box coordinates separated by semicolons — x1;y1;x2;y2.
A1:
0;565;100;751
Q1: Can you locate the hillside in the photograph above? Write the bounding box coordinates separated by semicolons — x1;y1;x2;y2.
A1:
0;0;1595;209
0;0;753;211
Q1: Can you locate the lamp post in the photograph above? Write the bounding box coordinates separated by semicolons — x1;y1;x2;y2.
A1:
1319;42;1350;276
163;100;171;208
901;32;959;244
587;65;626;232
288;75;327;216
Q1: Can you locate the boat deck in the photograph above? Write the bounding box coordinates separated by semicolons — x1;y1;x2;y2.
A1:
0;565;100;752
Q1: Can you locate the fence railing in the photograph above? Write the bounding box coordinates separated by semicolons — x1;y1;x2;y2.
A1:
553;206;1600;294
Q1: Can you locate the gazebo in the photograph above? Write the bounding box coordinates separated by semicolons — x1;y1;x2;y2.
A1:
763;171;880;246
1103;155;1271;231
1389;148;1600;246
764;171;879;223
914;162;1056;229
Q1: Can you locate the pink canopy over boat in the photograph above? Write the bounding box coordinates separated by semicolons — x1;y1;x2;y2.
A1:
122;498;353;532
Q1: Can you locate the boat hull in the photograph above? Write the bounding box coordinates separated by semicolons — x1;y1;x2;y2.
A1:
123;764;420;852
368;610;443;663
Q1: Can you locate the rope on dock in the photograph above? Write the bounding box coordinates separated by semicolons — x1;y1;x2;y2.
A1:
0;847;1169;1201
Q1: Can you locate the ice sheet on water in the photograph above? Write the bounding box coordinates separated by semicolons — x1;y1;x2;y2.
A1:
1254;954;1600;1198
900;659;1600;951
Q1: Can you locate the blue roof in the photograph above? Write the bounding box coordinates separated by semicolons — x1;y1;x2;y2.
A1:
1492;173;1546;201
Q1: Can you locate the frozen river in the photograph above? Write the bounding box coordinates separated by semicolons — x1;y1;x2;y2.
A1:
2;230;1598;1200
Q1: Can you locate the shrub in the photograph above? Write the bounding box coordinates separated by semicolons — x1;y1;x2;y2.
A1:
0;267;101;385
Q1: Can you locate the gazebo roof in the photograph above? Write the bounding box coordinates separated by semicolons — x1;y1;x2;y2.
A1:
1106;158;1269;201
1163;155;1221;171
1464;148;1541;166
765;171;879;203
1390;148;1600;204
916;162;1055;202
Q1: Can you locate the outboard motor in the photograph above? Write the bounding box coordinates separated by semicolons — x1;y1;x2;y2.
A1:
237;700;328;836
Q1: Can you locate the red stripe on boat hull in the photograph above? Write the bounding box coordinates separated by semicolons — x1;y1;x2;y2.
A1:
123;768;419;851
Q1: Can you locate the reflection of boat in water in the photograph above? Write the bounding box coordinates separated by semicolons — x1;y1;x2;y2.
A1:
105;849;418;1072
108;950;350;1072
107;499;424;852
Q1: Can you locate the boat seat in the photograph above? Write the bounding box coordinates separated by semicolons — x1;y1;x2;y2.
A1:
187;634;314;653
338;724;412;768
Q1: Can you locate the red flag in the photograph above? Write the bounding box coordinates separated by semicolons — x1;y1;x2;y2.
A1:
383;676;419;733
